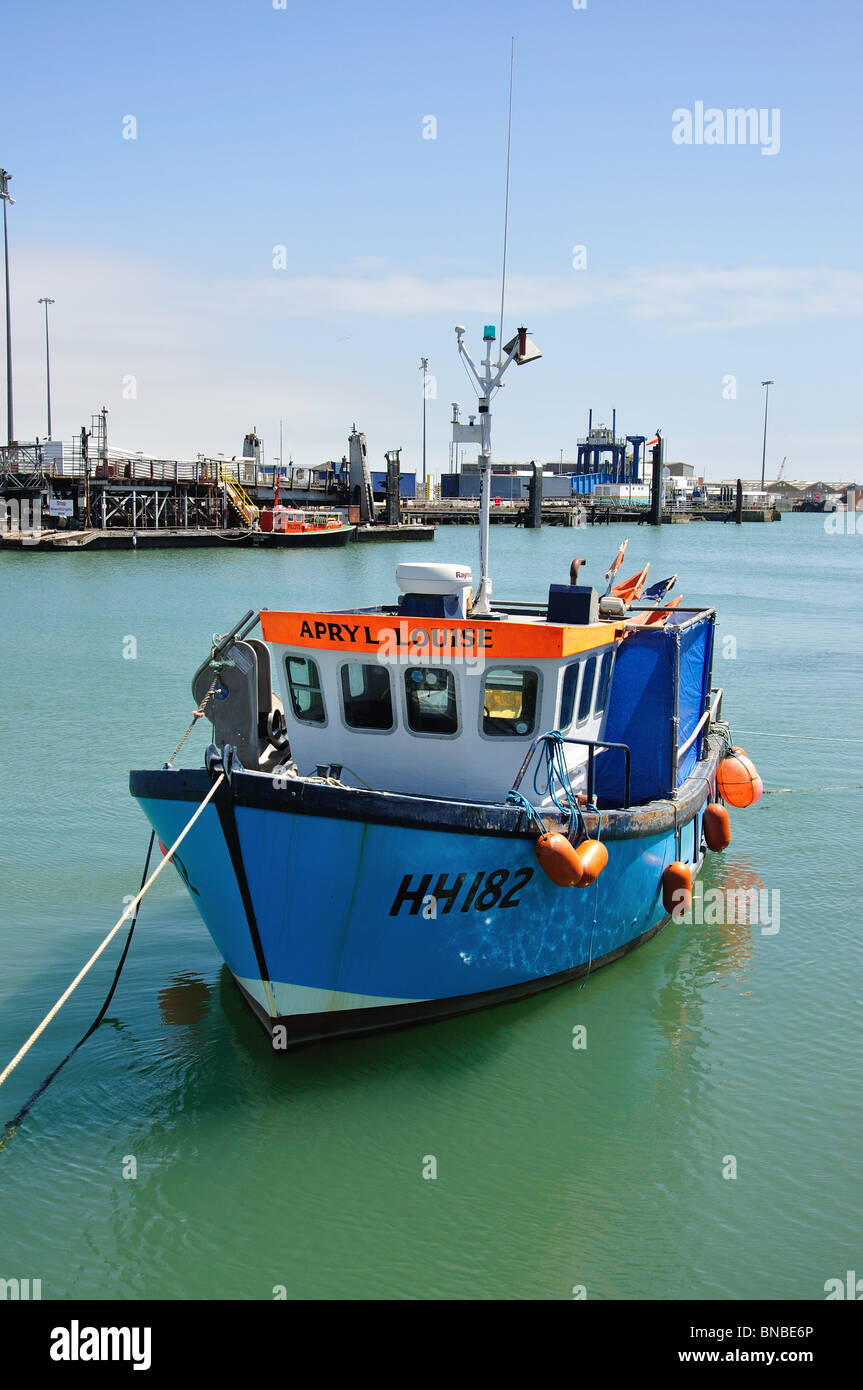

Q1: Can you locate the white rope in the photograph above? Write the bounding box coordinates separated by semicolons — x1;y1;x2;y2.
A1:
0;773;225;1093
763;784;863;795
732;730;849;742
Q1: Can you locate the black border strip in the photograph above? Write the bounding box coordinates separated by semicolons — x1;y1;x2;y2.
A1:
213;787;275;1004
131;733;722;843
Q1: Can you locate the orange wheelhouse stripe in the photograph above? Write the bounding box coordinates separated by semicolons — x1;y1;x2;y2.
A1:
260;611;624;659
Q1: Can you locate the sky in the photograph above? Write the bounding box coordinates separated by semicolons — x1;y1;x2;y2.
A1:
1;0;861;481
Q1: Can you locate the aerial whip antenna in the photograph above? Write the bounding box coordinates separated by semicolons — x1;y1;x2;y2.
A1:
498;38;515;365
452;38;541;616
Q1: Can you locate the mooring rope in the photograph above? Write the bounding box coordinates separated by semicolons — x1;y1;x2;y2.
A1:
0;831;156;1146
580;806;604;991
0;773;225;1096
506;787;547;834
731;731;850;743
762;785;863;795
531;731;588;841
167;658;226;765
168;685;216;765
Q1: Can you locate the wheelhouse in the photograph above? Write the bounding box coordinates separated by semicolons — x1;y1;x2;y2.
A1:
256;560;717;812
261;564;626;803
278;510;345;532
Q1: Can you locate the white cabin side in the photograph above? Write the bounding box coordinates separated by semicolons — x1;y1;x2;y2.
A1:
266;633;620;805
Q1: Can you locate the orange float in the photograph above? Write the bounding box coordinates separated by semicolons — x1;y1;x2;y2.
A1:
716;752;763;808
662;861;692;914
702;803;731;852
535;832;585;887
572;838;608;886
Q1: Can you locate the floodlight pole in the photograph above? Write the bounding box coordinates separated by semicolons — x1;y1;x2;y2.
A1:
38;297;55;438
419;357;429;497
0;170;14;447
760;379;774;491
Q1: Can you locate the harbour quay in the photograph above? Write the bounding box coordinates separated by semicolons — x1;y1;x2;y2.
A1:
0;424;435;549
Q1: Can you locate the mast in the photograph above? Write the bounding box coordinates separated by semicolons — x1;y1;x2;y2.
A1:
454;324;541;615
497;38;515;367
450;41;541;616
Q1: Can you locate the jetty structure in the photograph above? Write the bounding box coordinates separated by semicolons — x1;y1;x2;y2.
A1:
0;416;434;549
435;410;780;525
0;405;786;548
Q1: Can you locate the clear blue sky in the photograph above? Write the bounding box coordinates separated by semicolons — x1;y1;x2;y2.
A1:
2;0;861;479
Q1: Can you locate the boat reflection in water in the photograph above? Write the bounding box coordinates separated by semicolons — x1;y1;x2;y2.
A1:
158;973;213;1028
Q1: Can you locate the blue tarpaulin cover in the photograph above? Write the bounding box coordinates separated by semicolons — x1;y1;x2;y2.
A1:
595;611;714;806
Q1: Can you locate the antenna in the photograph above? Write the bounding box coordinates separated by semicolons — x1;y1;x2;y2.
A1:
450;41;541;617
497;38;515;365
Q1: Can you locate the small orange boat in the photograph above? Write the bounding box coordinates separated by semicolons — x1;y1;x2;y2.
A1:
257;507;355;546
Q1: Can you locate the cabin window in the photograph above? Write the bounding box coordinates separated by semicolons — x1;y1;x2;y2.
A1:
340;662;395;730
594;649;613;715
482;667;539;737
404;668;459;736
577;655;597;724
558;661;581;729
285;655;326;723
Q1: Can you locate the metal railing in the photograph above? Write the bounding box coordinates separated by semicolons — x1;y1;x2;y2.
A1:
0;446;348;496
511;732;632;810
677;687;723;762
0;447;224;484
218;465;259;526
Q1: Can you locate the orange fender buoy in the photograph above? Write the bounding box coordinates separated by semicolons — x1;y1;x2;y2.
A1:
716;752;763;808
662;861;692;915
573;838;608;886
535;833;584;887
157;838;169;857
702;803;731;852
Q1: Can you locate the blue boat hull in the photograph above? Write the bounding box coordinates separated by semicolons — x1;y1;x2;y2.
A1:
130;739;721;1045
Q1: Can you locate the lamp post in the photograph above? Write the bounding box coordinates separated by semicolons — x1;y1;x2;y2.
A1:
38;297;55;438
0;169;14;446
419;356;429;497
760;379;774;490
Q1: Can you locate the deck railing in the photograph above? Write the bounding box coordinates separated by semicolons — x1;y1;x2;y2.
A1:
511;733;632;811
0;446;347;495
0;448;224;484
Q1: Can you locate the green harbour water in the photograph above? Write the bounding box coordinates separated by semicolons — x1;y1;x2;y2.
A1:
0;513;860;1300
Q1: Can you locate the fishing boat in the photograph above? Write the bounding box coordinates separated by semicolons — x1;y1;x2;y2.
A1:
130;323;761;1047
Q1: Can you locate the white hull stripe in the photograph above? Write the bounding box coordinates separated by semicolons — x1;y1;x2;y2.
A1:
235;975;426;1019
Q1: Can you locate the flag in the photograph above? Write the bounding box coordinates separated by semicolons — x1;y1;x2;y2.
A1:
612;563;651;605
643;574;677;604
643;595;682;626
603;537;629;594
605;538;628;580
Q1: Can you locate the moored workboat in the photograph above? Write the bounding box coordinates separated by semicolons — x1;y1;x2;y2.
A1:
256;507;354;546
130;324;760;1047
